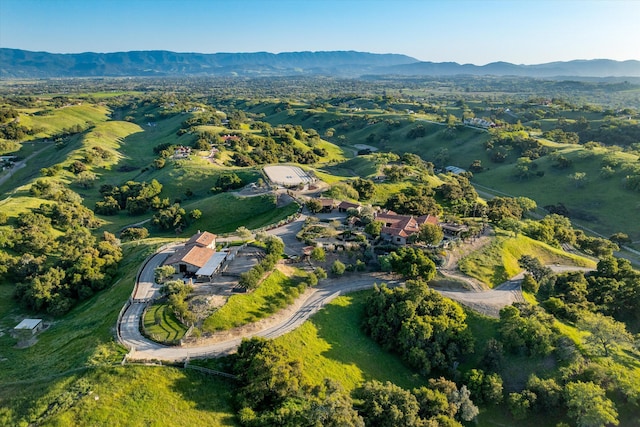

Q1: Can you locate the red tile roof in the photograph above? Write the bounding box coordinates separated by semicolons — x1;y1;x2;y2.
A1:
186;231;217;248
338;201;361;210
165;245;216;268
376;211;438;238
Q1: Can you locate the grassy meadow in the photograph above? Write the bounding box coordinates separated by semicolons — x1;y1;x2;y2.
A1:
274;292;426;391
18;104;111;139
458;233;597;287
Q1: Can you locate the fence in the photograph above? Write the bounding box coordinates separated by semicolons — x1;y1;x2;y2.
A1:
183;362;238;380
115;297;133;351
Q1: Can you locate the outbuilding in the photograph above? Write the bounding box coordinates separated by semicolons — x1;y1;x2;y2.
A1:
13;318;44;336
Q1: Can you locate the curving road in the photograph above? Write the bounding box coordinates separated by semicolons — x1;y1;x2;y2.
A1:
119;267;398;361
117;213;593;362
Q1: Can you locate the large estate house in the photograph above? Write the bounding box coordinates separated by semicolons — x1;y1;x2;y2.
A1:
375;210;439;245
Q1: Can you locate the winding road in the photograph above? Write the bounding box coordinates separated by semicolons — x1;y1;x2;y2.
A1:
117;214;593;362
119;264;397;361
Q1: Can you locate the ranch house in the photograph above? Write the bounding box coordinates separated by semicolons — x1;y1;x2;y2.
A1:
375;210;439;245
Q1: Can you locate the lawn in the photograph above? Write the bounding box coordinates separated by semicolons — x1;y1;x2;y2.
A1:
202;269;305;332
143;302;189;344
274;291;426;391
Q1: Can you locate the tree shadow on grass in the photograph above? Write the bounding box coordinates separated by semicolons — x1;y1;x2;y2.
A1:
170;369;238;425
492;266;508;287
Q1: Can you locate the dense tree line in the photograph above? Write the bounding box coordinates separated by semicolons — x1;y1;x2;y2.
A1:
231;337;481;427
238;236;285;290
362;280;473;375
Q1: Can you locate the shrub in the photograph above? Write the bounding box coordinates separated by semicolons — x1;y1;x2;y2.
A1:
120;227;149;241
331;260;346;276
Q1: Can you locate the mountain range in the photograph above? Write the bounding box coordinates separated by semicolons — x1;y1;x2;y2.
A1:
1;48;639;79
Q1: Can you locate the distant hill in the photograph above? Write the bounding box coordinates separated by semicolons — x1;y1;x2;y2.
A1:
0;49;417;78
381;59;640;78
1;48;639;78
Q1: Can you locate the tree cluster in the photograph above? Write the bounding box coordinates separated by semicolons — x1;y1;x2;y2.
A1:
212;172;244;193
436;174;482;217
355;378;479;426
238;236;284;290
485;127;547;161
498;303;555;356
385;247;437;281
151;203;194;232
384;185;441;216
223;125;325;167
95;179;164;216
507;372;620;426
362;280;473;375
538;256;640;328
232;337;363;427
4;225;121;315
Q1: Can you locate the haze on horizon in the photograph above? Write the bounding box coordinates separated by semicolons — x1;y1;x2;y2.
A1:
1;0;639;66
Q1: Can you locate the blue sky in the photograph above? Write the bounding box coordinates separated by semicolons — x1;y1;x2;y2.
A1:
1;0;638;65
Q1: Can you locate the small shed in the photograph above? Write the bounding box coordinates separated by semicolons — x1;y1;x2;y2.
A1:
13;318;44;336
445;166;466;175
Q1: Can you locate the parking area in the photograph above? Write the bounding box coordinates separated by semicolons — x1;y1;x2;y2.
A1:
190;246;263;297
